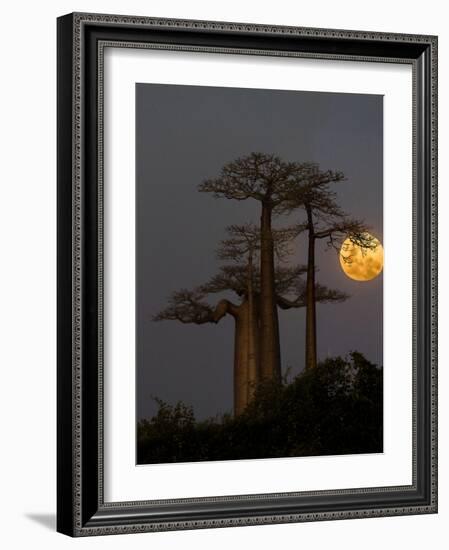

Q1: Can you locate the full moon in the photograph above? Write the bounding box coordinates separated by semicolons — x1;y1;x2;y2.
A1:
339;234;384;282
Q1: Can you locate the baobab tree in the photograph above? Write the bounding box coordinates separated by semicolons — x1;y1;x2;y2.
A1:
199;153;311;381
154;224;302;414
154;268;307;415
153;282;253;415
154;225;347;414
278;163;377;370
215;224;260;401
216;223;301;396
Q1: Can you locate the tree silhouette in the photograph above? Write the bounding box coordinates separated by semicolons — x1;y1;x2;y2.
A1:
216;224;260;402
155;225;347;414
199;153;309;381
137;352;383;464
277;163;377;370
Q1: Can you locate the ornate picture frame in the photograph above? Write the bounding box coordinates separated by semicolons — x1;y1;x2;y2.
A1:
57;12;437;536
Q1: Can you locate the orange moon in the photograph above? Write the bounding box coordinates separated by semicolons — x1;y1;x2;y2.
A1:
339;234;384;282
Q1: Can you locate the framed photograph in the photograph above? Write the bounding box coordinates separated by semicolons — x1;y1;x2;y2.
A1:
57;12;438;536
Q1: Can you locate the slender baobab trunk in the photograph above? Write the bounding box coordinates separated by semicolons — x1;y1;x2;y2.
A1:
305;204;317;370
259;202;281;381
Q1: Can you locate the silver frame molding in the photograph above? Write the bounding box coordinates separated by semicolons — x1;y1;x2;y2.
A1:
57;12;438;537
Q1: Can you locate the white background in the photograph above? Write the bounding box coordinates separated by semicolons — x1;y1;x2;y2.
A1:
0;1;446;548
105;49;413;501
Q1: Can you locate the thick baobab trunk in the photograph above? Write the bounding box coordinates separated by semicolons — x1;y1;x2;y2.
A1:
211;299;248;415
216;299;259;416
246;252;260;402
233;302;248;416
305;205;317;370
232;300;260;415
259;202;281;381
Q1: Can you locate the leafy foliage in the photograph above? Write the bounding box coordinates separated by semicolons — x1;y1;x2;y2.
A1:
137;352;383;464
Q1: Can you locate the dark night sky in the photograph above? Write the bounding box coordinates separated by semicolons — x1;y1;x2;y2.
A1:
136;83;383;421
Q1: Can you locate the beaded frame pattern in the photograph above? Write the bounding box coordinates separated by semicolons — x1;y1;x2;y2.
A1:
69;12;437;536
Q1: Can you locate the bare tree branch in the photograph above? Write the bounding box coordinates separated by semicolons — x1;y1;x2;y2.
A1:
154;289;238;324
216;223;301;265
199;153;322;208
277;282;348;310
